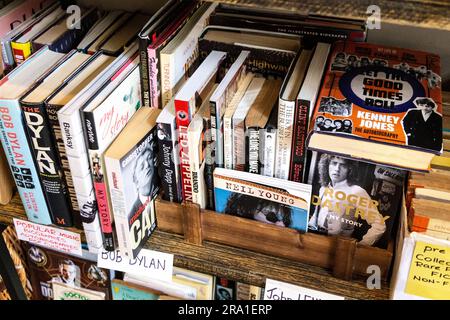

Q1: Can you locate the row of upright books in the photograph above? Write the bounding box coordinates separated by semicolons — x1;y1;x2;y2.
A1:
0;0;445;261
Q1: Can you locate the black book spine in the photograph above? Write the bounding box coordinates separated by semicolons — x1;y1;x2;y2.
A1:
157;122;181;203
246;127;260;174
83;111;99;151
204;113;215;210
289;100;310;183
21;103;73;227
47;104;83;229
139;37;151;107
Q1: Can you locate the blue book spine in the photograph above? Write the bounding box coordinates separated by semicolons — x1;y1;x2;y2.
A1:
0;99;52;224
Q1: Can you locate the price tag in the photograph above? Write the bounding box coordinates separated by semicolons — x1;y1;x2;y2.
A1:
405;241;450;299
264;279;345;300
98;248;173;282
14;218;82;256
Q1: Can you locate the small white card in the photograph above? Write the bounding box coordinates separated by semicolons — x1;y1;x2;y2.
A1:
98;248;173;282
14;218;82;257
264;279;345;300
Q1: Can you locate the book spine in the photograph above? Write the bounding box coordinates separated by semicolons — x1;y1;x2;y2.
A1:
223;115;233;170
0;99;52;224
204;115;215;210
209;100;217;155
104;156;130;256
188;131;205;209
233;118;245;171
160;53;174;108
139;38;151;107
246;127;260;174
175;99;192;203
59;111;103;252
47;104;84;227
148;46;162;109
157;122;180;203
21;103;73;227
289;100;310;182
261;129;277;177
274;99;295;180
1;39;14;72
11;41;32;65
83;111;115;251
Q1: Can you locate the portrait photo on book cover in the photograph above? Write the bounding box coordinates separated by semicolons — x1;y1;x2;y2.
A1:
315;115;353;134
122;135;159;221
401;97;442;152
307;152;405;248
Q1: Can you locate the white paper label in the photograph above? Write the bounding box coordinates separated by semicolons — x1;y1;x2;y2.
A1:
264;279;345;300
98;248;173;282
14;219;82;256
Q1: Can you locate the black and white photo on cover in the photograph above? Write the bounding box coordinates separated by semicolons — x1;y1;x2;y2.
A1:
318;96;352;116
315;115;353;134
307;152;405;248
123;136;159;221
402;97;442;151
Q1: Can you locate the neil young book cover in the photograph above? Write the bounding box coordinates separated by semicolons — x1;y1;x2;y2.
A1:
310;41;442;153
23;243;111;300
307;152;405;248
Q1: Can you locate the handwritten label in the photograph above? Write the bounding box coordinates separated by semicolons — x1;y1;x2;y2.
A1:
264;279;345;300
405;241;450;299
14;219;82;256
98;248;173;282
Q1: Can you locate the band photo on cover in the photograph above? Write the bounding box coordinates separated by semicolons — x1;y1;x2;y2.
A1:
308;152;405;248
330;52;388;72
318;96;353;116
402;97;443;151
315;115;353;134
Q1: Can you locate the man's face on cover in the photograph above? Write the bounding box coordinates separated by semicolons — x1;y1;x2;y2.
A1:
61;264;76;284
329;157;349;185
135;147;154;197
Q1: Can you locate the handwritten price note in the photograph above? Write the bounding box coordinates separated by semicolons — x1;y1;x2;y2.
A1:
405;241;450;299
14;219;82;256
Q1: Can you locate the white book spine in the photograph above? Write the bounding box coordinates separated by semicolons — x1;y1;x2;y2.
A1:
262;130;277;178
188;130;206;209
223;115;234;170
274;99;295;180
59;111;103;252
104;156;130;257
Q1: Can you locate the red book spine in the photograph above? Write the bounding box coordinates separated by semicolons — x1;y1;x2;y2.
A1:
289;100;310;182
175;99;193;203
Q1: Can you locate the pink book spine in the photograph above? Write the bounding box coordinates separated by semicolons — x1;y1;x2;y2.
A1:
0;0;53;34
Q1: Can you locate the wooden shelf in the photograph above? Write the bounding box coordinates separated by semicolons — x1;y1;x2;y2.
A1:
0;193;390;299
213;0;450;31
146;230;390;300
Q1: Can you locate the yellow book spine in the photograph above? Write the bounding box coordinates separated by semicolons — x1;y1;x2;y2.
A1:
11;41;32;65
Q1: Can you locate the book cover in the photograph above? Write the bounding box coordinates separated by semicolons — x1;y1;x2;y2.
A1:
111;279;161;300
307;151;405;248
83;64;140;251
23;243;111;300
52;282;106;300
308;41;442;171
105;119;160;258
214;168;311;232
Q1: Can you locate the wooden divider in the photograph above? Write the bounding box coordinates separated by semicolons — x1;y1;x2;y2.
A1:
155;197;393;280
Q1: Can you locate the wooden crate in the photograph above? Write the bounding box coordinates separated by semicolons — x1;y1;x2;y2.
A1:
155;197;394;281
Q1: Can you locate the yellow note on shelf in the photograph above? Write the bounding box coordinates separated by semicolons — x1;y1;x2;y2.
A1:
405;241;450;300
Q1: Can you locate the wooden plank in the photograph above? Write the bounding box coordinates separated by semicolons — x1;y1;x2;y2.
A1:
146;230;390;300
333;237;357;280
182;202;203;245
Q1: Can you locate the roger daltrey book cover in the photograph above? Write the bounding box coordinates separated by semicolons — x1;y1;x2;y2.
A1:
307;152;406;248
213;168;312;232
308;41;442;171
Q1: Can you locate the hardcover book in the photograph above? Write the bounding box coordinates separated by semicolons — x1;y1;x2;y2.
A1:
82;61;140;251
307;41;443;171
20;50;91;227
23;243;112;300
0;47;64;225
306;151;406;248
214;168;312;232
52;282;106;300
104;107;161;259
